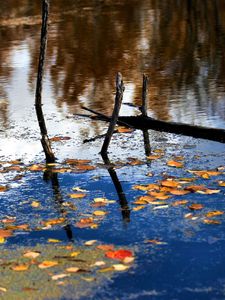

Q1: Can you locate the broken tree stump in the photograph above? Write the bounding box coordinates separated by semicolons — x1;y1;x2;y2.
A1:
100;73;125;154
35;0;55;163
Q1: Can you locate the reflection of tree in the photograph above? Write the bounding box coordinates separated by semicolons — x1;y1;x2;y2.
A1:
0;0;225;128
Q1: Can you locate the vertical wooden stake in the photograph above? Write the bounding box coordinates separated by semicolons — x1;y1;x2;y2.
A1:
101;73;125;154
141;74;148;117
35;0;55;163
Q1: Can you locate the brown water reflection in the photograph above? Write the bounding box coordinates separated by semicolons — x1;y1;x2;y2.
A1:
0;0;225;131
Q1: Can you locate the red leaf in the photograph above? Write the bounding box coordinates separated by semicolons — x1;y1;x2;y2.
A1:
105;249;133;260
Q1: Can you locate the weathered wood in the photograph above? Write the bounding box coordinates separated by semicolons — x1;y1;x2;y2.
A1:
141;74;148;117
118;115;225;143
81;107;225;143
35;0;55;163
101;73;125;154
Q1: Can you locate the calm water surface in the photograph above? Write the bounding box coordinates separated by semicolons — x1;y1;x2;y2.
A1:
0;1;225;300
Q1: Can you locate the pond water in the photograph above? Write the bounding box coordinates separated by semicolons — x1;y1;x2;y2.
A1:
0;1;225;299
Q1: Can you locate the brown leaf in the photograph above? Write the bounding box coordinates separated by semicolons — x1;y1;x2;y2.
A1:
50;136;71;142
218;181;225;187
146;155;162;160
185;185;206;192
117;127;134;133
97;244;115;251
189;204;204;210
65;159;91;165
0;186;8;192
169;189;190;195
75;217;97;228
0;229;13;238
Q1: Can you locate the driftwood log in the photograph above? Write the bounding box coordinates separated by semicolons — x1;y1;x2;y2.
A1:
81;106;225;143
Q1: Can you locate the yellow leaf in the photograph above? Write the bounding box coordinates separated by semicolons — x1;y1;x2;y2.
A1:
98;267;114;273
11;264;29;271
205;211;224;218
112;264;129;271
0;237;5;244
48;239;61;243
0;287;7;292
72;187;87;192
93;211;107;216
123;257;135;264
167;160;183;168
23;251;40;259
70;251;80;257
44;218;65;226
38;261;58;269
69;193;86;199
218;181;225;187
31;201;40;208
133;205;145;211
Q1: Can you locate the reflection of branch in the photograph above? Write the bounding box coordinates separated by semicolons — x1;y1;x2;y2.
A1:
35;0;55;163
43;169;74;241
143;129;151;157
101;153;130;223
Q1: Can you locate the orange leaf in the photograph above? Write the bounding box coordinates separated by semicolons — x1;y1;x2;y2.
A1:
189;204;204;210
205;211;224;218
185;185;206;192
11;264;29;271
136;195;156;203
105;249;133;261
69;193;86;199
75;165;95;171
146;155;161;160
65;159;91;165
97;244;115;251
43;218;65;226
172;200;188;206
50;136;71;142
161;180;180;188
0;186;8;192
38;261;58;269
218;181;225;187
117;127;134;133
203;219;221;225
133;206;145;211
169;189;190;195
167;160;183;168
148;191;171;200
0;229;13;238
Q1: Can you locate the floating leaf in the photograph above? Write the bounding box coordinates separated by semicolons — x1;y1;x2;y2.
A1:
23;251;40;259
27;164;45;171
72;187;87;192
185;185;206;192
112;264;129;271
48;239;61;243
146;155;161;160
38;261;58;269
0;186;7;192
169;189;190;195
148;191;171;200
93;211;107;216
97;244;115;251
66;267;80;273
75;165;95;171
1;217;16;224
92;261;106;267
146;239;167;245
117;127;134;133
203;219;221;225
44;218;65;226
205;211;224;218
123;256;135;264
52;274;70;280
0;237;5;244
84;240;97;246
0;287;7;293
31;201;40;208
105;249;133;261
0;229;13;238
98;267;114;273
189;204;204;210
218;181;225;187
197;189;220;195
167;160;183;168
69;193;86;199
133;206;145;211
161;180;180;188
50;136;71;142
75;217;97;228
65;159;91;165
135;195;156;203
70;251;80;257
152;205;169;210
11;264;29;271
172;200;188;206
